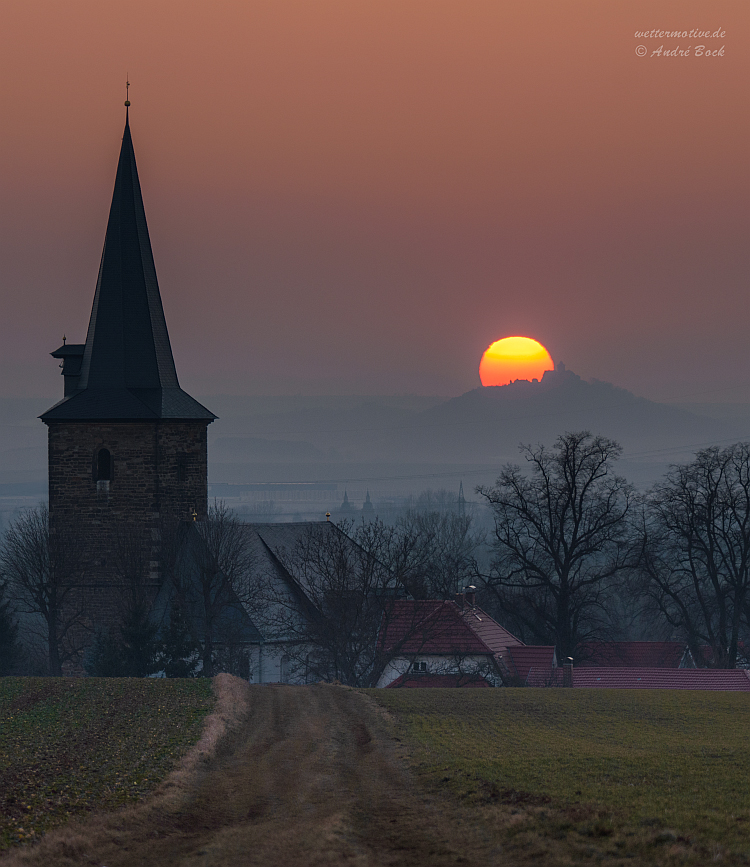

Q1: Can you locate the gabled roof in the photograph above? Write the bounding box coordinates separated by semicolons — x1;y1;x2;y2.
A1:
41;111;214;423
228;521;382;641
150;522;261;645
460;606;523;655
246;521;361;603
505;646;557;682
386;673;493;688
379;600;495;656
572;668;750;690
576;642;690;668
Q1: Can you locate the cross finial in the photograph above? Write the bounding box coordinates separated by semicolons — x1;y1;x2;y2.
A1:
124;76;131;108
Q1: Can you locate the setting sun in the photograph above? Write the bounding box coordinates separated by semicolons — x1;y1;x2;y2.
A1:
479;336;553;387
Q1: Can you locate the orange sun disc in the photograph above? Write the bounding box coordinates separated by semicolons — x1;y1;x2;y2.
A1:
479;336;553;387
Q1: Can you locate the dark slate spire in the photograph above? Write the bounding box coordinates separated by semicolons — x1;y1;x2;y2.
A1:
42;111;215;422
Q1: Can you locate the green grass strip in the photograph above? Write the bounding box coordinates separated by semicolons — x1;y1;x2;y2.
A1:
370;688;750;859
0;677;214;850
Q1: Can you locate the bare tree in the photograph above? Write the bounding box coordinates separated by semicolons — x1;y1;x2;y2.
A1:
262;519;409;687
477;432;635;659
639;443;750;668
169;501;255;677
0;504;87;676
395;510;483;599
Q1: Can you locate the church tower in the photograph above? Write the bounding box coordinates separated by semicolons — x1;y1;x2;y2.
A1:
40;107;215;633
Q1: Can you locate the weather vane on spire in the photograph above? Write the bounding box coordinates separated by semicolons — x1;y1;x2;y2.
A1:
124;76;131;107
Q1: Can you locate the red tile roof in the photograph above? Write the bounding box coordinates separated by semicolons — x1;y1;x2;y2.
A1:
385;673;493;688
526;667;564;687
461;608;523;655
505;646;557;682
379;601;494;656
576;642;689;668
572;668;750;690
696;644;749;667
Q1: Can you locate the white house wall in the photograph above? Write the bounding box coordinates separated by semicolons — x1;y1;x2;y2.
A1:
247;643;315;685
376;654;498;688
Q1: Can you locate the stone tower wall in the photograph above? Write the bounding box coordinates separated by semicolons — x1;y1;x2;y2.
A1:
46;420;209;635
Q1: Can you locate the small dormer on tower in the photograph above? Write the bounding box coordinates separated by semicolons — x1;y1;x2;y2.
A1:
50;341;85;397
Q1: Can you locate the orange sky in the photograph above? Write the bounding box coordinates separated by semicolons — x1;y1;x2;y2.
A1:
0;0;747;399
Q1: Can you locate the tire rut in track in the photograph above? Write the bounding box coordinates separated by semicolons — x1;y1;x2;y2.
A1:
3;682;498;867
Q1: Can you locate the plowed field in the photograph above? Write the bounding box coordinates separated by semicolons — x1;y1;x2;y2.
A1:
4;681;750;866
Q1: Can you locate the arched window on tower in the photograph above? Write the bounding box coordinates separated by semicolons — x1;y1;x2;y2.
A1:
95;448;112;491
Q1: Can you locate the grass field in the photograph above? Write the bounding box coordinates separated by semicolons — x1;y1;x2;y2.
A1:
371;688;750;864
0;677;214;851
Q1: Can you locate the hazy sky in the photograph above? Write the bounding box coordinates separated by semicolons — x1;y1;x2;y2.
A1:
0;0;747;402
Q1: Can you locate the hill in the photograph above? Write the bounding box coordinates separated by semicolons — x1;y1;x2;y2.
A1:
206;373;746;477
400;368;740;463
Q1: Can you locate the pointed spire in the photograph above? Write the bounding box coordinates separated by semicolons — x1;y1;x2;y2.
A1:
78;112;179;393
362;489;374;517
42;110;214;422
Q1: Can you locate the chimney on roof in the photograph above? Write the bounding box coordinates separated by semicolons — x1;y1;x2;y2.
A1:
455;591;464;609
563;657;573;688
464;585;476;607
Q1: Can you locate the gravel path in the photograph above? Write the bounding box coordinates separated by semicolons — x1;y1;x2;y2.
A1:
3;680;496;867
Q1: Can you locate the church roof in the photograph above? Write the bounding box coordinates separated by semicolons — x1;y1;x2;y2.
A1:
41;111;215;423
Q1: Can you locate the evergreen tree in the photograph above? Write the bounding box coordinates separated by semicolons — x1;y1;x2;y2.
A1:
0;580;22;675
159;601;200;678
85;606;160;678
120;601;160;677
85;629;125;677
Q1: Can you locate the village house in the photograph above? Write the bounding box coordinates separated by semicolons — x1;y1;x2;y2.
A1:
376;591;557;688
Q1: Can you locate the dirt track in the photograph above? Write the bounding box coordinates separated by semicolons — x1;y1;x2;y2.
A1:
4;680;496;867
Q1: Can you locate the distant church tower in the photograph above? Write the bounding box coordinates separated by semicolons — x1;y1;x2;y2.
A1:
40;108;215;632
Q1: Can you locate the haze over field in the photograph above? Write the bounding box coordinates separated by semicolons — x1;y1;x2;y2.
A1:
5;372;750;525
